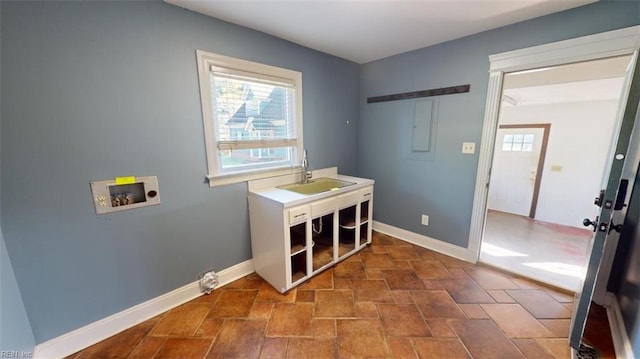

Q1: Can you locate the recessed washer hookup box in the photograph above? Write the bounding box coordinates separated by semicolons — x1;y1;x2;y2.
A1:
90;176;160;214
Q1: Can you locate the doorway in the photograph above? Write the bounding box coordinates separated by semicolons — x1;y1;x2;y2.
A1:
478;55;631;291
488;124;549;218
468;26;640;353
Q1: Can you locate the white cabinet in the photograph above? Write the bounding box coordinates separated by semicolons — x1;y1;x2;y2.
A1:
248;185;374;293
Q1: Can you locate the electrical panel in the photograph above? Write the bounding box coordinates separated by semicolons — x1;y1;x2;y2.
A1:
90;176;160;214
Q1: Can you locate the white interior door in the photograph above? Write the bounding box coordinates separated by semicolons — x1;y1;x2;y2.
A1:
569;50;640;350
488;127;545;217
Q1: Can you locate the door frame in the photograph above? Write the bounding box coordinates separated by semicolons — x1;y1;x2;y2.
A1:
492;124;550;218
467;25;640;266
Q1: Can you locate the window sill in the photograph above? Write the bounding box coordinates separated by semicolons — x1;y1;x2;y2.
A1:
207;167;301;188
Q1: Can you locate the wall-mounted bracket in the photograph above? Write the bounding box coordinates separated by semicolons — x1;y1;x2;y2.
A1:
367;84;470;104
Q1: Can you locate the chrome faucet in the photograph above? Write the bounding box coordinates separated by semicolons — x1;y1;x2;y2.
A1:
301;149;312;184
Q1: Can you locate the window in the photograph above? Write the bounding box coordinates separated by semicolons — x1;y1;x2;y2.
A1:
502;133;534;152
196;50;303;186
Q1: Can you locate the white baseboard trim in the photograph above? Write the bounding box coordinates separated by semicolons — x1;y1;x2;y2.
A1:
607;297;634;359
373;221;470;261
34;259;254;359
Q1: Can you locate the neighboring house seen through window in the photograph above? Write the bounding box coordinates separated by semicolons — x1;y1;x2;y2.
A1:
196;50;303;186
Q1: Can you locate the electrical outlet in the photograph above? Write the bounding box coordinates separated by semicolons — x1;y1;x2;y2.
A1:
462;142;476;154
421;214;429;226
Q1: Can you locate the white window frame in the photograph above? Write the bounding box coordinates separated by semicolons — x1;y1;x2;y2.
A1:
196;50;304;187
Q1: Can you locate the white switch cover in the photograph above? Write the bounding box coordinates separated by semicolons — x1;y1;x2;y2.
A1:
462;142;476;154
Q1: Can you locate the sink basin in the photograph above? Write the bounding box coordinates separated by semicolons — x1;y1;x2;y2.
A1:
277;177;356;195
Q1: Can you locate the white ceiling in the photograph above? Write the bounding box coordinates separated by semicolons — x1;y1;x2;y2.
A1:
165;0;596;64
503;55;631;89
502;55;631;106
503;78;625;106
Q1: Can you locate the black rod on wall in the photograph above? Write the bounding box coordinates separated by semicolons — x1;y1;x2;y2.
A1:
367;84;470;104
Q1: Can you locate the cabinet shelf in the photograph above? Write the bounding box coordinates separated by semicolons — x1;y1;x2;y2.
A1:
291;244;306;256
339;217;369;229
338;227;356;258
312;242;333;271
291;241;317;256
291;250;307;284
338;241;356;257
291;270;307;283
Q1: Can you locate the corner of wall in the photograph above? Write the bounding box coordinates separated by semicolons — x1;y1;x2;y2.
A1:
0;232;36;355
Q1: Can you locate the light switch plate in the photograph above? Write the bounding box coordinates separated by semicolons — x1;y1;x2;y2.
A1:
462;142;476;154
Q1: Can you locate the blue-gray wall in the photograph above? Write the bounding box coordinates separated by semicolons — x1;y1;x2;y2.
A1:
358;1;640;248
2;0;640;348
0;1;35;350
1;233;35;353
0;1;359;342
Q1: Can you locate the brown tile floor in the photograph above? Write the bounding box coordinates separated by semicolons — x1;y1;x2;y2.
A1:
68;232;612;358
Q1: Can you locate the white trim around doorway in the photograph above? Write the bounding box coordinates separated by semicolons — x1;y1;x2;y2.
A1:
468;25;640;275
